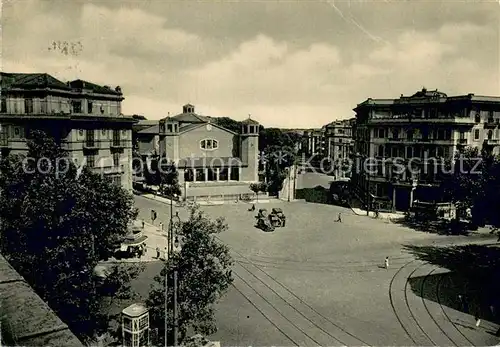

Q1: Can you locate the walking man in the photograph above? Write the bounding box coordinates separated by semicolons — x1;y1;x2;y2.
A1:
336;213;342;223
384;256;389;269
475;313;481;327
155;247;160;259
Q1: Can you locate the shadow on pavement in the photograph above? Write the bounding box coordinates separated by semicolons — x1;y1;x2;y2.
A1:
391;216;471;236
404;244;500;326
295;186;330;204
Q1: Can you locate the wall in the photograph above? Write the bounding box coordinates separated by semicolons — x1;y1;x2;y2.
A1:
240;134;258;182
178;126;235;159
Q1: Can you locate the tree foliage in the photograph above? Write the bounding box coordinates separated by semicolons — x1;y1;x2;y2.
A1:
249;182;268;201
159;160;182;198
442;146;500;226
147;206;233;345
0;130;141;341
212;117;242;134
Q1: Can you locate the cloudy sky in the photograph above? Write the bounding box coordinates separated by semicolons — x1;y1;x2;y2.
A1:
1;0;499;128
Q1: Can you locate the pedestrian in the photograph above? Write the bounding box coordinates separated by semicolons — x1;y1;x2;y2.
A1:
156;247;160;259
164;246;168;260
248;204;255;212
159;222;163;232
142;220;145;228
475;313;481;327
336;213;342;223
384;256;389;269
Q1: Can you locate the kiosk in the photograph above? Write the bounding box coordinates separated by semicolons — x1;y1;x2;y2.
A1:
122;303;150;347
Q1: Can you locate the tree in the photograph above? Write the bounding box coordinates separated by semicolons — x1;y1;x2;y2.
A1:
212;117;241;134
159;160;182;199
147;206;233;346
442;146;500;227
0;130;142;341
249;182;268;201
144;156;161;187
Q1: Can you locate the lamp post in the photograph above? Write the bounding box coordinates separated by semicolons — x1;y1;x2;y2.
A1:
165;200;181;347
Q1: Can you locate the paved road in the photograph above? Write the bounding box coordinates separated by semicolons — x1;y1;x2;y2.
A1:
132;195;500;346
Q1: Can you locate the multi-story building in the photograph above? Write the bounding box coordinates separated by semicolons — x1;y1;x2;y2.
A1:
134;104;260;202
352;88;500;211
324;118;355;179
0;72;135;190
302;128;326;158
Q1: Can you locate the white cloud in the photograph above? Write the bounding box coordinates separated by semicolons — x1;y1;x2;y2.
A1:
1;0;498;128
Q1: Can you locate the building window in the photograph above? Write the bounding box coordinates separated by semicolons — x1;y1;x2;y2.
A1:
459;131;466;140
101;129;107;136
207;168;217;181
167;124;173;132
113;153;120;166
437;129;444;140
407;129;413;141
112;176;121;186
0;98;6;113
86;129;95;147
230;167;239;181
474;129;480;140
378;128;385;138
14;128;20;138
378;145;384;157
113;130;121;146
249;125;254;133
200;139;218;150
196;169;206;182
184;169;194;182
475;113;481;123
219;168;228;181
392;129;398;139
406;146;413;158
488;130;493;140
86;155;95;168
414;147;421;158
88;101;93;113
391;147;398;157
25;98;33;114
72;101;82;114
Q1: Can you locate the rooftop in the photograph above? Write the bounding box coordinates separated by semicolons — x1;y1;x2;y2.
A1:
0;254;84;346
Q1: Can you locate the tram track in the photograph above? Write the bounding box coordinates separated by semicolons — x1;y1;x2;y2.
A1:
436;274;475;346
220;235;371;346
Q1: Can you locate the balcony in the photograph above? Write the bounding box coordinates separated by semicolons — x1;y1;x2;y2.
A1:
94;164;125;175
83;140;99;149
0;137;10;147
111;139;126;148
485;138;500;146
484;119;497;128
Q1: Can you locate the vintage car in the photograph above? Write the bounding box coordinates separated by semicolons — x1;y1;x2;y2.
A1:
271;208;286;227
255;208;275;232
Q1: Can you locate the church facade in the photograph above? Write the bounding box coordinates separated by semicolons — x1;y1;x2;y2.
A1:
135;104;260;201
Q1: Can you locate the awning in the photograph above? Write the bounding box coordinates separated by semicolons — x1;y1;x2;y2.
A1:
121;235;148;247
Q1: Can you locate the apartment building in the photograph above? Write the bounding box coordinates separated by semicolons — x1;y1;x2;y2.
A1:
324;118;355;179
302;128;326;158
0;72;135;190
352;88;500;211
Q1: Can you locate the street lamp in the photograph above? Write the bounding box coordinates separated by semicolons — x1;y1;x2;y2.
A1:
165;199;182;347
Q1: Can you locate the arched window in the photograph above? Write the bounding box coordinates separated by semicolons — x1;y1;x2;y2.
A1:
475;113;481;123
488;130;493;140
200;139;219;150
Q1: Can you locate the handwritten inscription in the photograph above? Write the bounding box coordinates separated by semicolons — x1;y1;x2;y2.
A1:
47;41;83;56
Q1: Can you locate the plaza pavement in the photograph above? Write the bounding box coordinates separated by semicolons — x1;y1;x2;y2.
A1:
132;194;500;346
